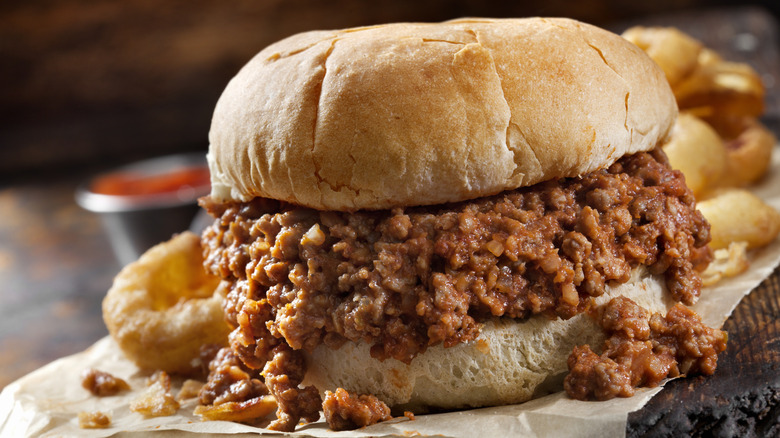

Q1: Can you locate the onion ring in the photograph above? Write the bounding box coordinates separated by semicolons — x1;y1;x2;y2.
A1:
673;49;765;119
662;112;727;197
103;231;229;375
622;26;702;88
697;189;780;250
705;115;776;187
623;27;765;119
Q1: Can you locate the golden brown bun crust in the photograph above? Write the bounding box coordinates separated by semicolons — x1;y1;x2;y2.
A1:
208;17;677;211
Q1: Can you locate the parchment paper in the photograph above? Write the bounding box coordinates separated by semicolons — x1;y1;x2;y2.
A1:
2;147;780;438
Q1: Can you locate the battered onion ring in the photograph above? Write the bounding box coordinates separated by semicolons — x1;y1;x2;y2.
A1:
622;26;702;87
674;49;765;119
705;115;776;187
103;231;229;375
662;112;727;197
663;112;774;196
697;189;780;250
623;27;765;119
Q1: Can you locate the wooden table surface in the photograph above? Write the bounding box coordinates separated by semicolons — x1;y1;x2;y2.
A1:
0;6;778;437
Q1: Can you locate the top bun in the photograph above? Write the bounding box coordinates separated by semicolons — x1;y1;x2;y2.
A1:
208;17;677;211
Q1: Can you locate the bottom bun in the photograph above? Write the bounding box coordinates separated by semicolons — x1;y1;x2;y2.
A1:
303;269;672;411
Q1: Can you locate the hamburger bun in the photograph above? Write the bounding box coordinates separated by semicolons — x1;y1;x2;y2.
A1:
207;17;677;211
196;17;710;430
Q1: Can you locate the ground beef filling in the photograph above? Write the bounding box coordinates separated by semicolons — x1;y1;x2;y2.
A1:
198;346;269;408
564;296;728;400
323;388;393;431
199;148;713;430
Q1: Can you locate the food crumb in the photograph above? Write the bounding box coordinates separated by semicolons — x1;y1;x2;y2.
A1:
177;379;204;401
475;339;490;354
147;370;172;389
404;410;416;421
194;395;277;423
322;388;392;430
78;411;111;429
130;379;180;417
81;368;130;396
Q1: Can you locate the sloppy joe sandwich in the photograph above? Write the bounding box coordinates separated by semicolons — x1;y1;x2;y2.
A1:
195;17;726;431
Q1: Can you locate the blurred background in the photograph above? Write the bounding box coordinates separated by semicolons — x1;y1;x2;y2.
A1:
1;0;779;388
2;0;780;179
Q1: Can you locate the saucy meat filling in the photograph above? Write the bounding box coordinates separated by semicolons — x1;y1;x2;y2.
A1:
198;347;269;407
199;148;713;430
565;296;728;400
323;388;393;431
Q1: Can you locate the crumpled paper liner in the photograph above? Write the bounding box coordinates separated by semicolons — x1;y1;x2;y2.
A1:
2;147;780;438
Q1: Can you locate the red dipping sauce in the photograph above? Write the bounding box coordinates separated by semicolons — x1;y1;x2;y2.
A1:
90;166;211;197
75;153;211;265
